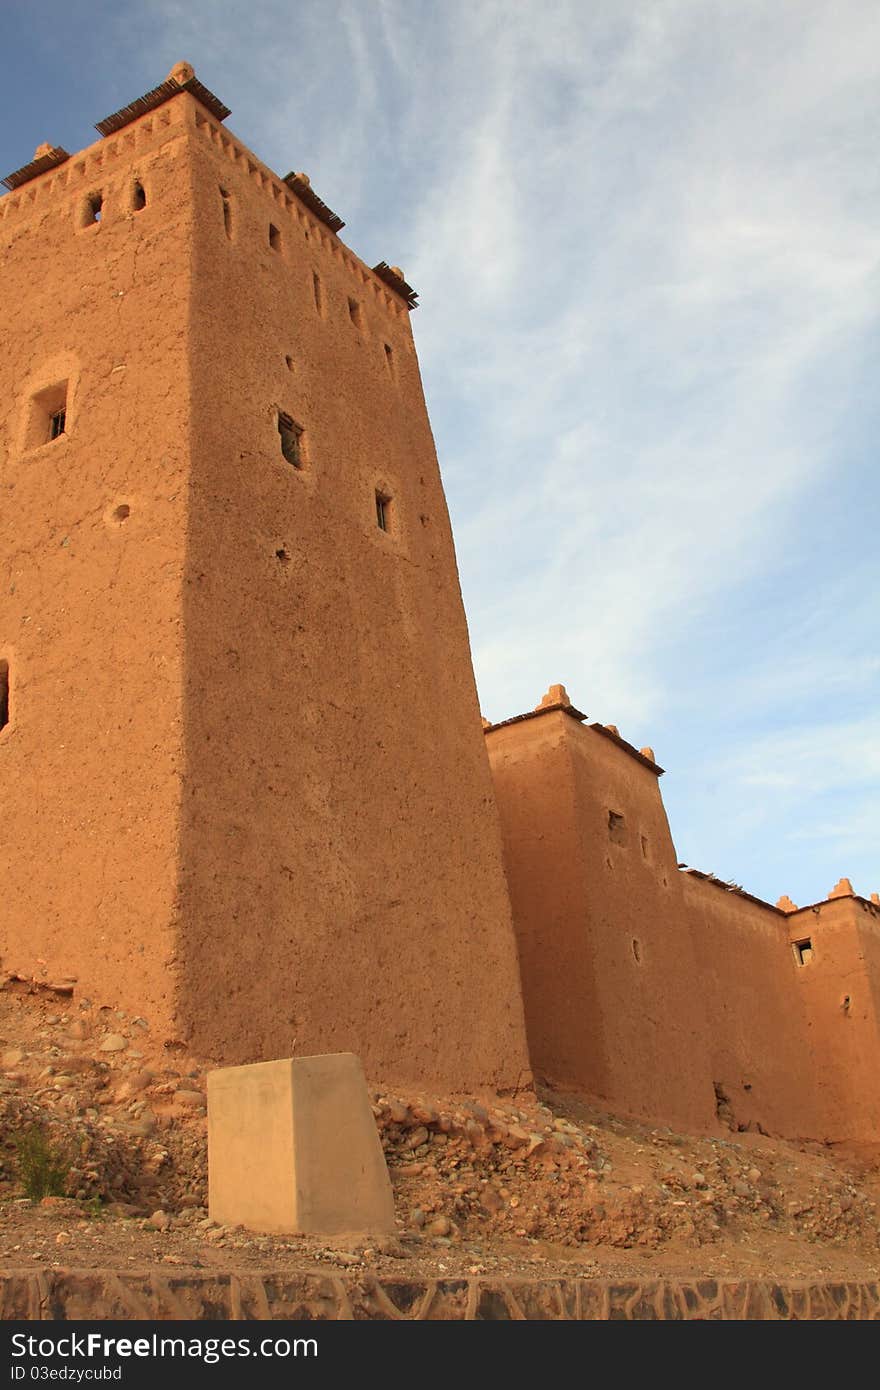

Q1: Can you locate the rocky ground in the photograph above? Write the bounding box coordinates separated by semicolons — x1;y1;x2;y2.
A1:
0;978;878;1286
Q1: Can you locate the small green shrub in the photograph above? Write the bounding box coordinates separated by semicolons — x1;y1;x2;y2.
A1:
13;1125;70;1202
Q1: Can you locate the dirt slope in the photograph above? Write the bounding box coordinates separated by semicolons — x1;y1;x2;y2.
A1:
0;979;877;1285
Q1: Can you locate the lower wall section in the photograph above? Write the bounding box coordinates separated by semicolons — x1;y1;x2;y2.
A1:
1;1267;878;1320
486;704;880;1144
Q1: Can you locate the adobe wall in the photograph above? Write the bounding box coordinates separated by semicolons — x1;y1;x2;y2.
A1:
0;105;194;1025
0;76;530;1093
171;97;530;1086
782;895;880;1142
681;875;819;1137
486;705;717;1131
488;694;880;1144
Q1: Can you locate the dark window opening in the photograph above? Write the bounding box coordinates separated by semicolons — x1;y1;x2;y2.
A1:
384;342;395;375
608;810;626;845
640;835;649;859
27;381;69;450
0;661;8;731
793;938;812;966
312;272;324;315
348;296;363;329
278;413;304;469
375;491;392;532
84;193;103;225
632;938;642;964
220;187;232;239
275;548;290;566
132;181;146;212
269;223;281;251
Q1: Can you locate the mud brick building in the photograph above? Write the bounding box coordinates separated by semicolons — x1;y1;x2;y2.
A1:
2;65;877;1143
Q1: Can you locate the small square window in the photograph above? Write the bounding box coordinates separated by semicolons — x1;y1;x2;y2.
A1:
793;939;812;966
278;412;304;469
26;381;69;450
82;192;103;226
608;810;626;845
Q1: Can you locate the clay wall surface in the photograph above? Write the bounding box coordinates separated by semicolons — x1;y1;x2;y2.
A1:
486;710;716;1131
483;713;599;1090
783;896;880;1142
681;876;819;1136
489;704;880;1144
0;104;194;1026
0;84;530;1090
172;99;529;1086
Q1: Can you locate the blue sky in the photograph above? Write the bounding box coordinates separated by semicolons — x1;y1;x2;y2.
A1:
2;0;878;906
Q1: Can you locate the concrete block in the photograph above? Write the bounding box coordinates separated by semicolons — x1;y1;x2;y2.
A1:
207;1052;395;1235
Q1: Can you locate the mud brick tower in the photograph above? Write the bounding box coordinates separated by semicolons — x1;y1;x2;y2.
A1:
0;64;530;1089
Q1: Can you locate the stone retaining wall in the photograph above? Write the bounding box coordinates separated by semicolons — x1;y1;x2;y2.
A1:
1;1269;878;1319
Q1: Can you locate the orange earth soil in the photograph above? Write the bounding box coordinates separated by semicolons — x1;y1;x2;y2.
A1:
0;978;877;1287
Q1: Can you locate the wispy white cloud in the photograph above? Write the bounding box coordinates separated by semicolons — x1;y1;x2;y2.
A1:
678;714;880;896
730;717;880;794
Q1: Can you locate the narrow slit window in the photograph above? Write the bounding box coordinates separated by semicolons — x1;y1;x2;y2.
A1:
384;343;395;376
278;412;304;469
220;187;232;239
269;223;281;252
132;180;146;212
375;491;392;532
312;272;324;315
793;939;812;966
348;296;363;329
49;408;66;441
0;661;8;731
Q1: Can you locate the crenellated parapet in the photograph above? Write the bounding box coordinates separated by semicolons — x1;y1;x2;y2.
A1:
0;63;415;327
